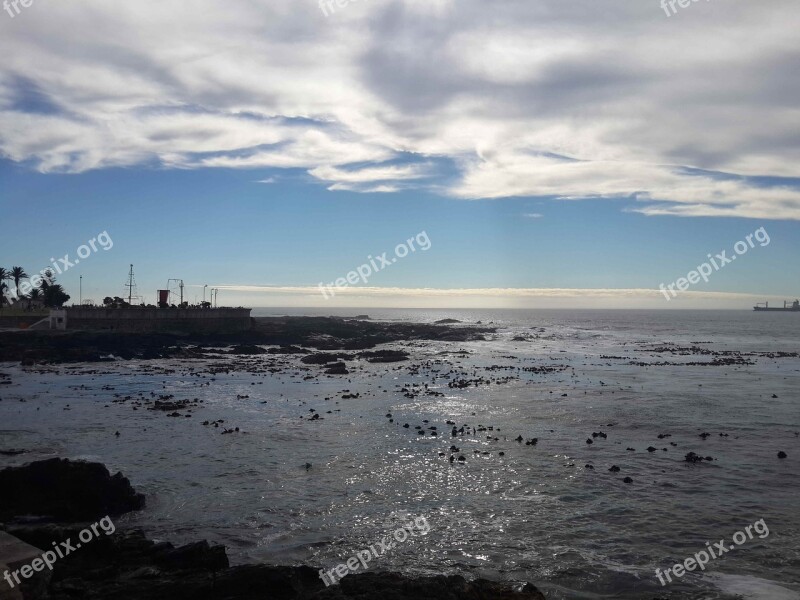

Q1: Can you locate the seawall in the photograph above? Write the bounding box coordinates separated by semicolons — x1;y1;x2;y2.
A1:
61;307;252;333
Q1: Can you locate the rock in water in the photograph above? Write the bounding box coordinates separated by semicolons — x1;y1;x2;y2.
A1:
0;458;145;521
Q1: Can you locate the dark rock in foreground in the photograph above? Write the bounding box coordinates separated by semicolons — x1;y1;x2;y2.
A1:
1;459;544;599
4;524;546;600
317;572;545;600
0;458;145;522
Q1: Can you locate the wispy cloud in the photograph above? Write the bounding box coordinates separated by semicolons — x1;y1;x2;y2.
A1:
310;163;431;184
205;285;783;309
1;0;798;218
214;285;773;300
328;182;401;193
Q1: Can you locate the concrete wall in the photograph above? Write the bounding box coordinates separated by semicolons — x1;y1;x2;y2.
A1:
0;314;48;330
61;307;252;333
0;531;52;599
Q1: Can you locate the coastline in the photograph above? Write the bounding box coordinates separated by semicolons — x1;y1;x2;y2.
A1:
0;316;495;364
0;459;545;600
1;312;798;599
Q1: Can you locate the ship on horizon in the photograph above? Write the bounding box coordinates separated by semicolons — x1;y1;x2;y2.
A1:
754;299;800;312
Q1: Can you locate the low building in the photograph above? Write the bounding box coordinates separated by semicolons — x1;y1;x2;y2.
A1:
50;309;67;330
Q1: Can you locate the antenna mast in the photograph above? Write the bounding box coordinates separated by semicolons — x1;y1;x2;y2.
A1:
167;279;185;306
125;264;139;305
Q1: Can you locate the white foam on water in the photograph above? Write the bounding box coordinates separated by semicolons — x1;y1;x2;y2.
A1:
707;573;800;600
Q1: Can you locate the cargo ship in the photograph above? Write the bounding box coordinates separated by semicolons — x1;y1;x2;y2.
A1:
754;299;800;311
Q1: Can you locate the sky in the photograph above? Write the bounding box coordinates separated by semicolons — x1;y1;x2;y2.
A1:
1;0;799;309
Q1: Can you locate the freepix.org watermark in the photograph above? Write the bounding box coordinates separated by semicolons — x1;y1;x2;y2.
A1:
655;518;769;586
318;515;430;586
660;0;711;18
3;0;33;19
2;231;113;305
2;516;116;590
659;226;770;301
318;231;431;300
318;0;368;18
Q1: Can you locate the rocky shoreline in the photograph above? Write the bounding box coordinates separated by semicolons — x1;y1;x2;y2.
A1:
0;317;495;364
0;459;544;600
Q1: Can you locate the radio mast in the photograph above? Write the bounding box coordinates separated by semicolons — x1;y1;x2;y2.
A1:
125;264;139;305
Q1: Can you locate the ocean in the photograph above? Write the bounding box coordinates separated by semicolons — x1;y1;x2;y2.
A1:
1;309;798;599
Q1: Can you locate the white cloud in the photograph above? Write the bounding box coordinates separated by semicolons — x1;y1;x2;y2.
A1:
1;0;798;218
328;182;401;193
452;155;800;219
309;163;431;184
207;285;782;309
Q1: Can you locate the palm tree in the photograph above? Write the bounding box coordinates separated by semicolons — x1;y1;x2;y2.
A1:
38;270;70;308
25;288;42;311
0;268;11;308
10;267;28;298
39;269;54;290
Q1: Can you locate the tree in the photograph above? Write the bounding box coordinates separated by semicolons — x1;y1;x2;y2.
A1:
0;268;11;307
39;269;55;290
10;267;28;298
43;284;70;308
22;288;43;311
103;296;129;308
38;270;70;308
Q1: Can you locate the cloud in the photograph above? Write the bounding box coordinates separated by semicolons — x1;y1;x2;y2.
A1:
328;182;401;193
452;154;800;219
309;163;431;184
1;0;799;218
311;162;432;192
206;285;781;308
215;285;764;299
523;213;543;219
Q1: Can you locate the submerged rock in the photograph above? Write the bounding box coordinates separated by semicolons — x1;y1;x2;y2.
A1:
324;362;349;375
357;349;410;363
684;452;713;464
